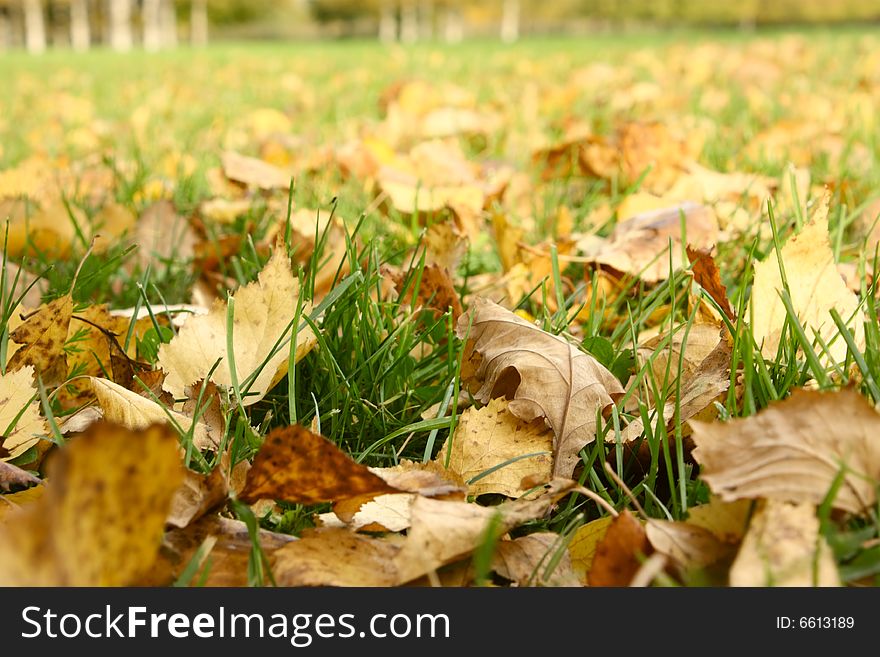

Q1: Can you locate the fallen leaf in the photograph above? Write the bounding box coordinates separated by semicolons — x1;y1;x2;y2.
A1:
7;294;73;386
437;398;553;498
166;466;229;529
729;500;840;587
492;533;580;587
0;366;48;460
457;297;624;477
240;425;400;505
749;197;864;364
155;516;295;586
688;246;736;321
272;528;403;587
221;150;290;190
646;519;733;570
158;247;317;405
686;497;752;545
0;461;40;491
0;485;45;523
568;516;614;584
589;203;718;283
91;377;215;450
588;510;650;587
394;478;583;583
0;421;183;586
134;200;196;270
691;388;880;514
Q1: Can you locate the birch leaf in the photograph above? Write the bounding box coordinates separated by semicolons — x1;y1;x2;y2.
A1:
437;398;553;498
0;366;48;461
729;500;840;587
157;247;316;406
749;197;864;364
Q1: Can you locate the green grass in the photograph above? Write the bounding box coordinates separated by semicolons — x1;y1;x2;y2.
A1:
3;29;880;585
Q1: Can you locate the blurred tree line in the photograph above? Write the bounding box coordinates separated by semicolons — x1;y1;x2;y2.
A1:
2;0;879;53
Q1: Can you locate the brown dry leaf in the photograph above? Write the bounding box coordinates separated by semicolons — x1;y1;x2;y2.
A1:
0;422;182;586
749;197;864;364
388;263;462;321
568;516;614;584
272;528;403;587
0;366;48;460
436;398;553;498
155;516;295;586
645;519;733;571
691;388;880;515
394;478;582;583
492;533;580;587
621;333;731;442
7;293;73;386
688;246;736;321
424;221;467;272
166;466;229;529
157;247;317;405
240;425;400;505
588;510;650;587
0;486;45;523
457;297;624;477
319;494;416;533
0;461;40;491
588;203;718;283
221;150;290;190
134;200;196;270
729;500;840;587
91;377;215;450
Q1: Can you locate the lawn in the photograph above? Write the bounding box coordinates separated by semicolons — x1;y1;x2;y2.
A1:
1;28;879;587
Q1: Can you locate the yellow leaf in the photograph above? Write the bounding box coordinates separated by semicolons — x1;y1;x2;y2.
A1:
157;247;317;405
729;500;840;587
7;294;73;386
0;366;48;461
568;516;614;584
437;398;553;498
0;422;183;586
749;196;864;365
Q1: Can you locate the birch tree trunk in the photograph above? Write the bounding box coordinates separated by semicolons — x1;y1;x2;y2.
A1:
143;0;161;51
399;1;418;44
500;0;520;43
418;0;433;40
378;0;396;42
0;9;11;51
107;0;133;51
160;0;177;48
23;0;47;53
442;6;462;44
70;0;90;51
190;0;207;46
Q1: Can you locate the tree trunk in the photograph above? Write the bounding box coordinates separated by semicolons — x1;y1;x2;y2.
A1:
190;0;207;46
70;0;90;51
399;1;417;44
418;0;433;40
0;9;11;51
378;0;396;42
23;0;46;53
160;0;177;48
500;0;519;43
442;7;462;44
142;0;161;51
107;0;133;51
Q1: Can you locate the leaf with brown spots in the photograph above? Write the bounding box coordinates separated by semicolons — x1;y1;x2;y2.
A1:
491;533;580;587
240;425;401;505
0;421;183;586
7;294;73;387
437;398;553;498
588;510;650;587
